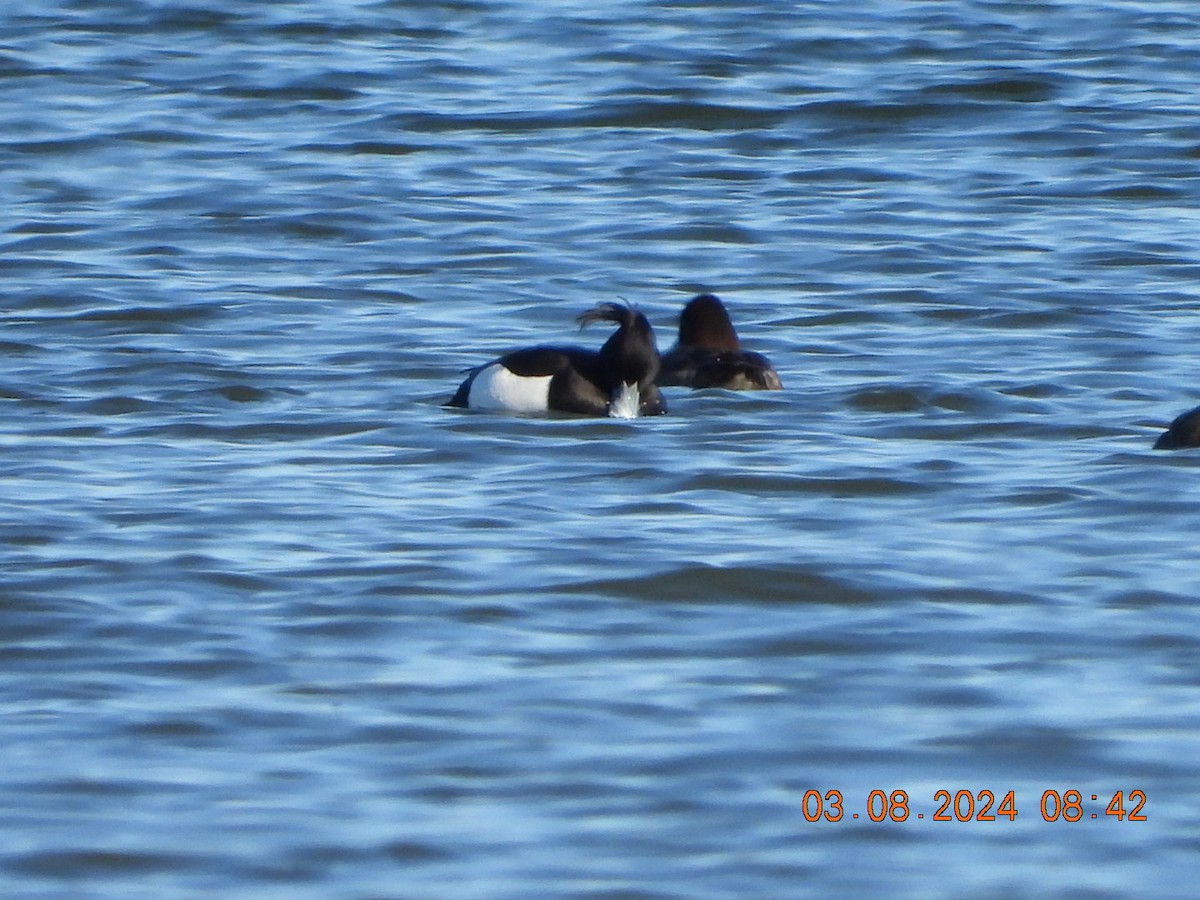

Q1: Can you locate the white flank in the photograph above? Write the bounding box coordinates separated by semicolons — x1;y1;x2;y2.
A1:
468;363;552;413
608;382;640;419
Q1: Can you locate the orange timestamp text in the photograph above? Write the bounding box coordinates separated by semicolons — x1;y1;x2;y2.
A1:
802;789;1147;823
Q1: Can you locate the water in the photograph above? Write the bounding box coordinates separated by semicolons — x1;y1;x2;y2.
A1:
4;1;1200;896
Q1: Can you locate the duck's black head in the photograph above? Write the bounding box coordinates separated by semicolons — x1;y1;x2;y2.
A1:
677;293;740;352
578;302;661;391
1155;405;1200;450
577;302;665;418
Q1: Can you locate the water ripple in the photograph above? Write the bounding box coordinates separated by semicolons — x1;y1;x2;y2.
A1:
4;1;1200;897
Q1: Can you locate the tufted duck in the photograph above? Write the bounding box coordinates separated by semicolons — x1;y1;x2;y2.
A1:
658;293;782;391
447;302;667;418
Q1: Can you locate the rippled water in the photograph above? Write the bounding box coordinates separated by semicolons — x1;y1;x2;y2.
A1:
5;1;1200;896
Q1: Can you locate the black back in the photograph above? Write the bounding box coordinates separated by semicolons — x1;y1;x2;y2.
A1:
1155;405;1200;449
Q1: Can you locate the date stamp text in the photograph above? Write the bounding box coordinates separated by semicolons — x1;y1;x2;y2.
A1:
802;789;1147;823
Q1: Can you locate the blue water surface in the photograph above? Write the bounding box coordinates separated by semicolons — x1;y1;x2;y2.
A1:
4;1;1200;897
